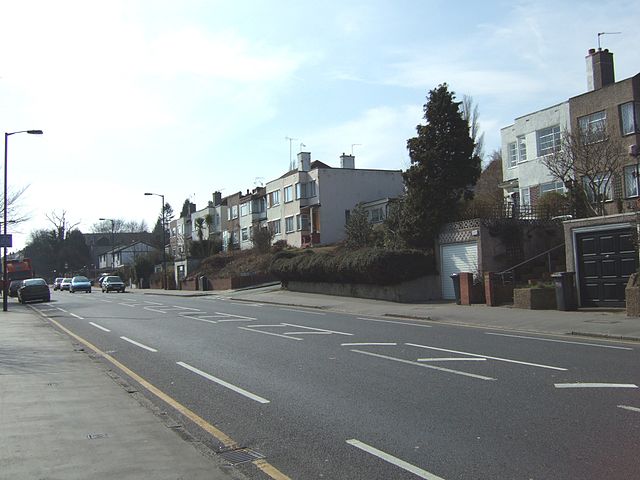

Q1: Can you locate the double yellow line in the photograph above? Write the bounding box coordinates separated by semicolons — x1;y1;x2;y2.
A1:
32;307;291;480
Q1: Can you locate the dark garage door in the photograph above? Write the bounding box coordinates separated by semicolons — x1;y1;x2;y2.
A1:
576;228;637;307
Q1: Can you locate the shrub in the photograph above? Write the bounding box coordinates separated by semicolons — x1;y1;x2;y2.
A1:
269;247;434;285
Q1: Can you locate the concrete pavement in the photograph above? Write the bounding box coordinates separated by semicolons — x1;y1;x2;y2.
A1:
0;307;247;480
134;283;640;341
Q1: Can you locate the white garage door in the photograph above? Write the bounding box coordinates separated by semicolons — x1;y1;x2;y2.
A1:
441;242;478;300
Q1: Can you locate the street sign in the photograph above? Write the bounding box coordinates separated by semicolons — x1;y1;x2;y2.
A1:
0;234;12;248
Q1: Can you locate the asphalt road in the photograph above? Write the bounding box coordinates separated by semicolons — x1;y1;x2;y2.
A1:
23;290;640;479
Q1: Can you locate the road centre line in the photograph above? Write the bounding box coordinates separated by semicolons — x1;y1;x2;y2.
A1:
177;361;270;404
280;308;326;315
215;312;256;320
341;342;398;346
69;312;84;320
238;326;303;341
281;323;352;335
555;383;638;389
618;405;640;412
406;343;567;371
418;357;487;362
120;336;158;352
357;317;432;328
143;300;164;305
89;322;111;332
181;316;219;324
283;331;333;336
346;439;445;480
350;349;495;381
144;306;176;313
172;305;201;310
485;332;633;350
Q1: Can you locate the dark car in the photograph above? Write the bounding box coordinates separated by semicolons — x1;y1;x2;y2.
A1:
53;277;64;290
9;280;23;298
60;278;72;291
70;276;92;293
18;278;51;304
102;275;125;293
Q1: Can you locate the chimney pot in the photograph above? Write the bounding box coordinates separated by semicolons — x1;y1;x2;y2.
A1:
586;48;615;91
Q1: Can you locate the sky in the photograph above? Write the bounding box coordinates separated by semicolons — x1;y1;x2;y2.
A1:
1;0;639;251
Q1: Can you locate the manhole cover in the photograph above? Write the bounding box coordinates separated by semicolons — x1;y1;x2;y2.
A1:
218;447;265;465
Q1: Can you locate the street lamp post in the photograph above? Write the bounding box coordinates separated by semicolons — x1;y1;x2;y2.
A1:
3;130;43;312
144;192;167;290
99;218;116;270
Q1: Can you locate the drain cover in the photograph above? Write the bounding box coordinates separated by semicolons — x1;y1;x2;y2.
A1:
218;447;265;465
87;433;108;440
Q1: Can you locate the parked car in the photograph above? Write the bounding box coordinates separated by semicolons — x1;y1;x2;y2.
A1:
102;275;126;293
9;280;23;298
60;278;72;291
70;276;92;293
53;277;64;290
18;278;51;303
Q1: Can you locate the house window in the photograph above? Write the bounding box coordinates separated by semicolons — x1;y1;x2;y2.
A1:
231;205;238;219
241;227;249;241
508;142;518;167
285;216;295;233
520;187;531;206
583;173;612;202
621;102;640;136
295;181;317;199
536;125;561;156
268;219;281;235
517;136;527;162
284;185;293;203
540;181;564;195
240;203;248;216
267;190;280;207
507;136;527;167
370;207;384;223
296;214;309;231
252;197;266;213
624;165;639;198
578;110;607;142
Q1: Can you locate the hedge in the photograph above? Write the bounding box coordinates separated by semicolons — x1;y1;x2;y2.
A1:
269;248;434;285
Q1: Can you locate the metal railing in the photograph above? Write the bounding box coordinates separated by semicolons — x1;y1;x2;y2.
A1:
496;243;565;285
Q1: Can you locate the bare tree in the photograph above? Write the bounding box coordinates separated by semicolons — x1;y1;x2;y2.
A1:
46;210;80;241
0;185;30;227
541;125;625;216
91;218;148;233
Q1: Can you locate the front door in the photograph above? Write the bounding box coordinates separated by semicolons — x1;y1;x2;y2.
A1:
576;228;637;307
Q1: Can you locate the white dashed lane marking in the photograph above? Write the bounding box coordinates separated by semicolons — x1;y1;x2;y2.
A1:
346;439;445;480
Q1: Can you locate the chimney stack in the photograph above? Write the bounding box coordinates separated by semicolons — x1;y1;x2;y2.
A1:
586;48;615;91
297;151;311;172
340;153;355;169
212;191;222;206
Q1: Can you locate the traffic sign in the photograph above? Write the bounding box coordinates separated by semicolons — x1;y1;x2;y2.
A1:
0;234;12;248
